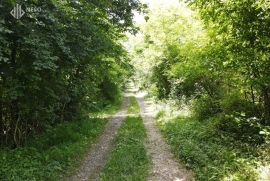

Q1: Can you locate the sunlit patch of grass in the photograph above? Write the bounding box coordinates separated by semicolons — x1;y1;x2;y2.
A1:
156;112;269;181
128;96;140;114
100;116;149;180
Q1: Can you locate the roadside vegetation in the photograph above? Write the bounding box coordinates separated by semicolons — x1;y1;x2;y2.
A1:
100;97;149;181
1;0;145;179
89;94;123;118
0;117;107;180
156;111;270;180
0;0;145;147
2;0;270;180
130;1;270;180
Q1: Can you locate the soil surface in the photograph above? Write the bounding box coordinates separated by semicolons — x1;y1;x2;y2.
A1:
136;92;194;181
67;88;193;181
67;96;129;181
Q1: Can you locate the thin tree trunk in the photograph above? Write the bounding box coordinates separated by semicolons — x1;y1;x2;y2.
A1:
251;85;255;104
262;87;270;125
0;99;3;147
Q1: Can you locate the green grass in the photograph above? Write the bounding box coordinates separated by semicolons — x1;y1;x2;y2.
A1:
89;94;123;117
128;96;140;114
156;114;270;181
0;118;107;181
100;116;149;181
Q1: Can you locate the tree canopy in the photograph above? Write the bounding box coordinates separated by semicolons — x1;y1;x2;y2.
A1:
0;0;144;147
130;0;270;143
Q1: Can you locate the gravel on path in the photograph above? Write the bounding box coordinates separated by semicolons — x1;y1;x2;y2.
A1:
67;96;129;181
137;93;194;181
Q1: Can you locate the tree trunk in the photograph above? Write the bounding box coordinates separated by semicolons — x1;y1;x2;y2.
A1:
262;87;270;125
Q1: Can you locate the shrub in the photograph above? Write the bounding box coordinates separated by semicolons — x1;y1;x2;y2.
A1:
192;96;221;120
220;92;259;117
217;113;269;144
158;116;261;181
0;118;107;180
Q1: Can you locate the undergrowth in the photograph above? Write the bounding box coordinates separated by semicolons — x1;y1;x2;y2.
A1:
156;113;270;181
89;93;123;117
0;118;107;180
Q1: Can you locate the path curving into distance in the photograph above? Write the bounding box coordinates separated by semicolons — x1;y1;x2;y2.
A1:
67;87;193;181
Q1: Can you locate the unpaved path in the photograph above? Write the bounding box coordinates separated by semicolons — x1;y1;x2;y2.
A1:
67;96;129;181
136;93;194;181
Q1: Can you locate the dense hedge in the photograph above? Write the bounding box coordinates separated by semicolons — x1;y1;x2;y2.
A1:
130;1;270;142
0;0;144;147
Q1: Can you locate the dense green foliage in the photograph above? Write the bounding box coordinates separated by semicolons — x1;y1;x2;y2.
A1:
0;0;144;147
2;0;270;179
129;1;270;180
100;116;149;181
189;0;270;125
130;1;270;143
0;117;107;180
157;113;270;181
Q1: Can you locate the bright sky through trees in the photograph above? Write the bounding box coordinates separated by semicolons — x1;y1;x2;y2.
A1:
134;0;181;23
